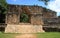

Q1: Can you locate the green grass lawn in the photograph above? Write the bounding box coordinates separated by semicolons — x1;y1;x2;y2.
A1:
0;32;18;38
37;32;60;38
0;32;60;38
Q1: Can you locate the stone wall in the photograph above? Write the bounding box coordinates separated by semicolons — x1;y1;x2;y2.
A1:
5;24;44;33
6;14;19;24
31;14;43;25
7;5;57;25
5;5;58;33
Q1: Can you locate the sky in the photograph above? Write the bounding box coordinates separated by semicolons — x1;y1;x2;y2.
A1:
6;0;60;16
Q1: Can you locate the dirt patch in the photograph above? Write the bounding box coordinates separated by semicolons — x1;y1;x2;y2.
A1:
15;34;37;38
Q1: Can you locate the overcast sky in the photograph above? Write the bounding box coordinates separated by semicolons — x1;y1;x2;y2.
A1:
6;0;60;16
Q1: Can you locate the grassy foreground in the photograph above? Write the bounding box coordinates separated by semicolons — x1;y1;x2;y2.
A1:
37;32;60;38
0;32;60;38
0;32;18;38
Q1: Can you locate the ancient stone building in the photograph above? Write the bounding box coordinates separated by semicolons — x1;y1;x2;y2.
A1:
6;5;57;24
0;4;60;33
6;5;43;25
5;5;44;33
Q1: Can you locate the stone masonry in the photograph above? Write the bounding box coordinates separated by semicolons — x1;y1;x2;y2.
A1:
4;4;60;33
5;24;44;33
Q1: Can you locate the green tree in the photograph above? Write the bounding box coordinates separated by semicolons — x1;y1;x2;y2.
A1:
20;12;29;23
0;5;6;14
0;0;7;14
0;0;7;8
0;0;7;23
38;0;50;5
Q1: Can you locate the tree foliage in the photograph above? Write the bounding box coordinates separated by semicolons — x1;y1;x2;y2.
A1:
0;0;7;14
0;5;6;14
20;12;29;23
38;0;50;5
0;0;7;8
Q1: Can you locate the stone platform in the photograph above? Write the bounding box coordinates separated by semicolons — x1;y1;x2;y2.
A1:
5;24;44;33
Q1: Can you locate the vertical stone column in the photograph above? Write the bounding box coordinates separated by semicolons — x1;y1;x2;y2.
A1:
6;13;12;24
6;13;19;24
31;14;44;25
30;14;44;32
12;14;18;24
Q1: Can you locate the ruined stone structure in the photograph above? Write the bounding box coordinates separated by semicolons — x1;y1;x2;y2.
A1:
5;5;44;33
0;4;60;33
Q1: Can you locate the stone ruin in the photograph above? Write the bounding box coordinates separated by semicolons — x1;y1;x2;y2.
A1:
0;4;60;33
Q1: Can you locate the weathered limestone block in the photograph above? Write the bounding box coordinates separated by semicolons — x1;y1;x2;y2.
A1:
31;15;43;25
7;14;19;24
5;24;44;33
5;25;16;33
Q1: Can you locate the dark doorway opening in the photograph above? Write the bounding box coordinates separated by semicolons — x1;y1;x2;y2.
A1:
0;27;5;32
0;13;5;23
0;13;6;32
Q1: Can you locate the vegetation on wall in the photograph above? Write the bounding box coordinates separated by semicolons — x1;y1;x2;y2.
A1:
20;12;29;23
